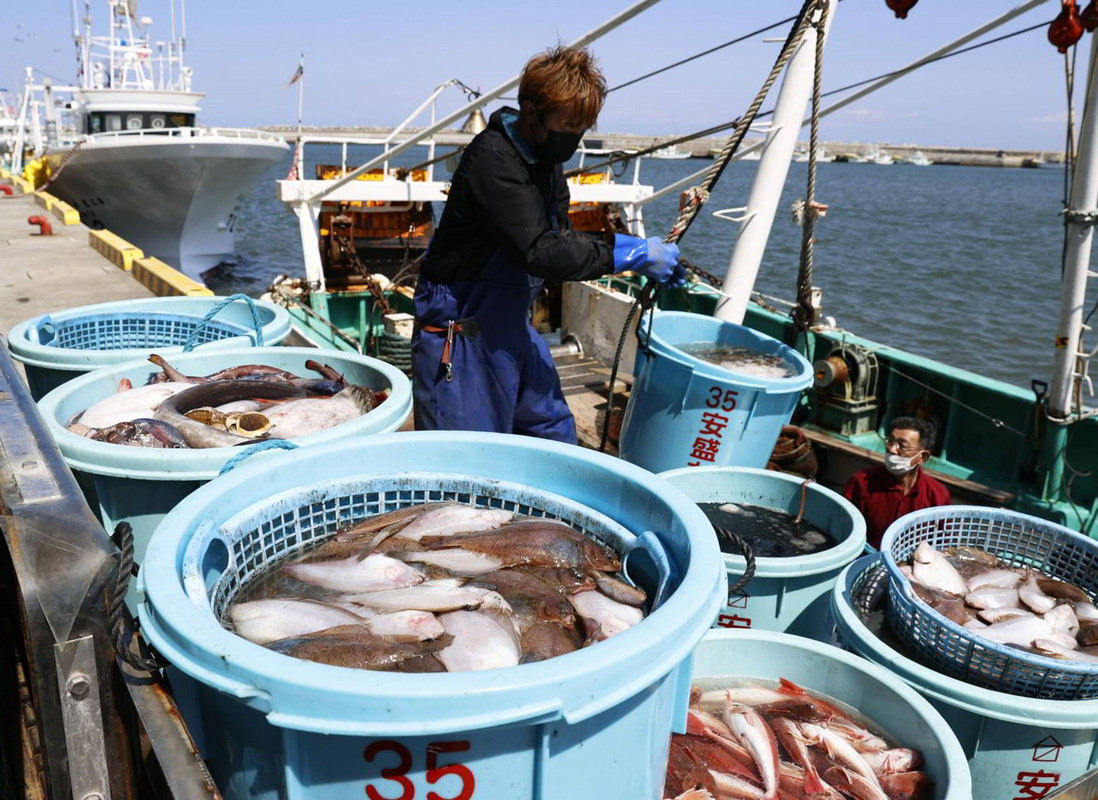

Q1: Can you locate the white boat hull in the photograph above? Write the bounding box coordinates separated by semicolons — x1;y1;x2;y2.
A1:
45;134;288;281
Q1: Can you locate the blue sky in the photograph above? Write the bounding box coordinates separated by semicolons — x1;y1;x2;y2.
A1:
0;1;1085;150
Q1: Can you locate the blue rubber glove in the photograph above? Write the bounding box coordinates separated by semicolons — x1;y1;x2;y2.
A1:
612;234;681;284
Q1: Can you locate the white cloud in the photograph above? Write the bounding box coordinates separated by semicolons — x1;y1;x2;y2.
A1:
839;108;920;120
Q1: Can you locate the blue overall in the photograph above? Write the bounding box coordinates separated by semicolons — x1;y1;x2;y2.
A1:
412;260;576;443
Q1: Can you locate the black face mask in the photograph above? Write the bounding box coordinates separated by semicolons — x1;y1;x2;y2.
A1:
535;117;583;164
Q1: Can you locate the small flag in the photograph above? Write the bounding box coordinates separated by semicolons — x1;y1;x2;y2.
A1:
284;62;303;89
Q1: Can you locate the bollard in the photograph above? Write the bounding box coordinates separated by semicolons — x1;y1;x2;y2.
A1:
0;185;13;196
27;215;53;236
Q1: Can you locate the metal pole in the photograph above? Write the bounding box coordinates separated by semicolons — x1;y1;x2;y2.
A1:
1044;36;1098;501
715;0;837;324
302;0;663;205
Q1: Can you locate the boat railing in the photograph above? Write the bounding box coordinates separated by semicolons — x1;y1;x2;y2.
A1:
82;126;286;144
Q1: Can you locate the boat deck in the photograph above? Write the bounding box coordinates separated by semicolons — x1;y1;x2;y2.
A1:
0;193;152;336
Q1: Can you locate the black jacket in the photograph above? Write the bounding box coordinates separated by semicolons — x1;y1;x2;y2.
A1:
420;107;614;284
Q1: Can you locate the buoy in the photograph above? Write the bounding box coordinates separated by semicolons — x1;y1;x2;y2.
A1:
885;0;919;19
1082;0;1098;32
1050;0;1085;53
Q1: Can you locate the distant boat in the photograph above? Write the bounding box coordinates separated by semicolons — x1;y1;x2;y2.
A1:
904;150;932;166
792;146;829;163
651;144;691;160
864;148;894;165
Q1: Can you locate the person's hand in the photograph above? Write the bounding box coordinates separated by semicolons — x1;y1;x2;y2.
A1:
665;262;689;289
612;234;681;284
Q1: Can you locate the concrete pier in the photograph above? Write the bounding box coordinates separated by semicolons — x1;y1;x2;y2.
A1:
0;193;152;335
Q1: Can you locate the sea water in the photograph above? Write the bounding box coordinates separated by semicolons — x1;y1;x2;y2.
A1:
697;501;836;558
677;342;797;379
215;147;1098;389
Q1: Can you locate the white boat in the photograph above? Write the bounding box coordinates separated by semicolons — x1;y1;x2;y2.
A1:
864;147;895;165
650;144;691;159
15;1;288;283
905;149;932;166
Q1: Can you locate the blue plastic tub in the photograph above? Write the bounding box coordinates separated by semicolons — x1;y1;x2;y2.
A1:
880;506;1098;699
137;431;726;800
688;629;971;800
37;347;411;600
618;311;813;473
659;466;865;639
833;555;1098;800
7;295;291;399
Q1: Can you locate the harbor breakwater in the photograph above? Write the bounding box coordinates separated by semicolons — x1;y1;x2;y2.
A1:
262;125;1062;168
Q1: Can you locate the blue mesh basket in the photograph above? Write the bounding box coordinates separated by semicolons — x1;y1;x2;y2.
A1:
880;506;1098;700
186;473;648;623
42;311;248;351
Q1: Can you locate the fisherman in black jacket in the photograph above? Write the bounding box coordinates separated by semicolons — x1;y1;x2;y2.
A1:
412;46;685;443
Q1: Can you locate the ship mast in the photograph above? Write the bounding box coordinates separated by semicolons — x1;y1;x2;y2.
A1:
1044;33;1098;504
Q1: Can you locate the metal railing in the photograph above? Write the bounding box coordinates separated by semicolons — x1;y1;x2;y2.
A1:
82;126;286;144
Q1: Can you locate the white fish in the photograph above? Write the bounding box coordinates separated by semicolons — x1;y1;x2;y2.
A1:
76;381;192;429
911;541;968;596
570;589;644;640
708;771;764;799
398;506;513;541
861;748;923;776
976;615;1053;646
264;389;371;439
697;687;787;712
284;553;425;593
340;584;485;612
978;608;1034;624
1020;574;1058;614
436;610;520;671
964;619;988;630
227;598;364;645
398;549;502;576
215;399;262;413
966;569;1023;591
1034;639;1098;663
723;704;780;799
360;610;445;642
1044;604;1080;636
1075;602;1098;622
965;587;1020;610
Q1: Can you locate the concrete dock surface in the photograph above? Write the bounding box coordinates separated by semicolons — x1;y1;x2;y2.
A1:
0;194;152;336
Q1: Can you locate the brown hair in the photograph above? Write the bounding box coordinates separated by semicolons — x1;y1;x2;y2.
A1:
518;46;606;130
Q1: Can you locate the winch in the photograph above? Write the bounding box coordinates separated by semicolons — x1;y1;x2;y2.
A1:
812;342;880;436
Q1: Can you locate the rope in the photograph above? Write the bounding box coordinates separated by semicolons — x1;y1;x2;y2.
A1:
378;331;413;375
793;0;830;331
664;0;821;246
597;0;821;452
182;293;266;352
218;440;298;476
108;522;168;672
714;525;757;596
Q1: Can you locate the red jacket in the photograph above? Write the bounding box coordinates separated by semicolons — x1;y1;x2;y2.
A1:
843;465;951;549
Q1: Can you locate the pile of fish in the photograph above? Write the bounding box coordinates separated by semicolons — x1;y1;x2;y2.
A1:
223;502;648;671
899;542;1098;663
66;354;387;448
698;502;836;559
665;679;930;800
680;344;797;380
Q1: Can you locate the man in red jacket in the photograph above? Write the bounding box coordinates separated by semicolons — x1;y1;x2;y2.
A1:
843;416;951;549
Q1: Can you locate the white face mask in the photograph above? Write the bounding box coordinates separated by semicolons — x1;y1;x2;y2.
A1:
884;452;923;476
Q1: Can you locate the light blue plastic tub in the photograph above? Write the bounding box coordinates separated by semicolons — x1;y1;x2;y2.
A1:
37;347;411;598
618;311;813;473
689;629;971;800
137;431;726;800
659;466;865;639
833;555;1098;800
7;295;291;399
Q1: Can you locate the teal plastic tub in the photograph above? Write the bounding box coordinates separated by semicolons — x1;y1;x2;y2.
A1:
137;431;726;800
833;555;1098;799
7;295;291;399
618;311;813;473
37;347;411;598
687;628;971;799
659;466;865;640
